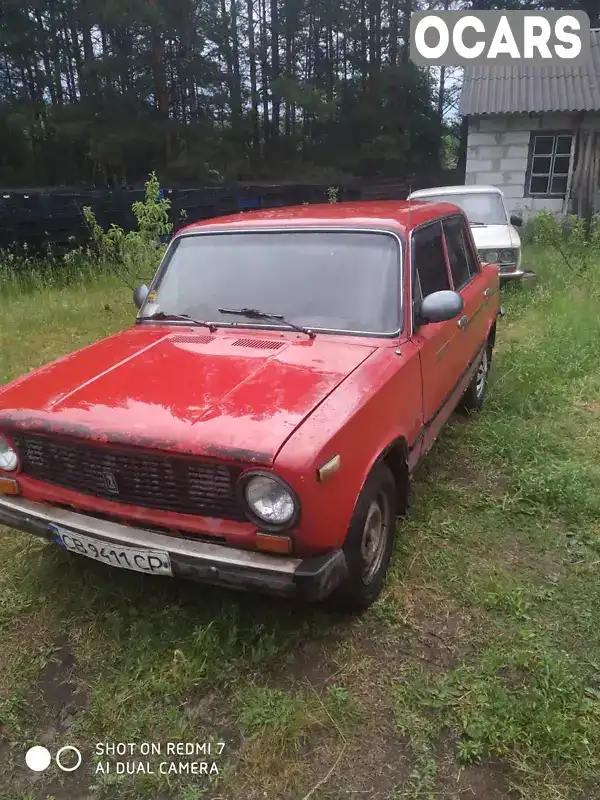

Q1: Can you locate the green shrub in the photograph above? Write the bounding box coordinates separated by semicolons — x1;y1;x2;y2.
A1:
82;172;171;287
0;173;171;296
522;210;600;276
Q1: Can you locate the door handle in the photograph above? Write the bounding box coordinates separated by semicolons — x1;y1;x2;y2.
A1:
484;287;495;298
457;315;469;329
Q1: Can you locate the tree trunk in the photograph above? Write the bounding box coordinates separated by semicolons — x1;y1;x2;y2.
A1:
67;8;84;98
151;22;170;162
389;0;398;66
230;0;243;140
457;116;469;180
437;0;450;119
259;0;270;146
400;0;413;63
326;2;335;106
438;66;446;120
284;0;294;143
270;0;280;149
61;16;77;102
82;23;95;93
359;0;367;91
220;0;236;125
47;4;64;104
247;0;261;158
35;13;57;104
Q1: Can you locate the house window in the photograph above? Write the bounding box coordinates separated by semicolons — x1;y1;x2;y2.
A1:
527;132;573;197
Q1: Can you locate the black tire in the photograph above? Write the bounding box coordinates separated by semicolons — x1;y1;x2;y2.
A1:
459;343;492;412
330;463;397;613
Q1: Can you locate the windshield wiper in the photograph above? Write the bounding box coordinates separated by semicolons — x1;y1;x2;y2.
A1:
141;311;218;332
217;307;316;339
469;221;488;226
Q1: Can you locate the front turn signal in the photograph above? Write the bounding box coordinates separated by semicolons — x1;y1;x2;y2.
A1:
0;477;19;495
255;533;293;555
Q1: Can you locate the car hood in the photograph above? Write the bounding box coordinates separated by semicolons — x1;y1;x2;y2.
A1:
470;224;521;250
0;327;377;465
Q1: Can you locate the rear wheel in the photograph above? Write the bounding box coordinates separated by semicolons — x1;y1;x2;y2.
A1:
330;463;397;613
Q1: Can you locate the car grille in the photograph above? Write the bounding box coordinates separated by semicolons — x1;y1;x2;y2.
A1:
11;432;246;521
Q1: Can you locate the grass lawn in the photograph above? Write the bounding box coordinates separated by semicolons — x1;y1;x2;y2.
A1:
1;247;600;800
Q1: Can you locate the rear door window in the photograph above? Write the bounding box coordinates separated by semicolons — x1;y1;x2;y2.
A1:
442;216;478;290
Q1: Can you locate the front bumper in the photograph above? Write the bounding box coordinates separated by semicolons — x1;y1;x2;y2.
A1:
0;495;348;601
499;266;526;280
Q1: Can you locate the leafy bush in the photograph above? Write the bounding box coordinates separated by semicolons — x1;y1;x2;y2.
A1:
82;172;171;287
0;173;171;295
522;210;600;275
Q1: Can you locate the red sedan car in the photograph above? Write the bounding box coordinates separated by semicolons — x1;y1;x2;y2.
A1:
0;201;500;611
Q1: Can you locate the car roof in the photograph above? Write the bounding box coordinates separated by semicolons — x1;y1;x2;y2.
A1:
408;184;503;198
177;200;463;238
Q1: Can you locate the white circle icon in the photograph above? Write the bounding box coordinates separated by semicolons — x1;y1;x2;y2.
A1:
25;745;52;772
56;745;83;772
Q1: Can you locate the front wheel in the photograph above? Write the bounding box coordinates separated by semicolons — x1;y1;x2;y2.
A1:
330;463;397;613
459;345;491;412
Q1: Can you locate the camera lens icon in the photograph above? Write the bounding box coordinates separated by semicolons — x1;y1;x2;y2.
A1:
25;745;82;772
25;746;51;772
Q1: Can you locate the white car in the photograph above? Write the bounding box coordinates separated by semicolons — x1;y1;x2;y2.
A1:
407;185;524;281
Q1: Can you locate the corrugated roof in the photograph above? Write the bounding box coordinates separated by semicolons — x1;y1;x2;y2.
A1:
459;30;600;115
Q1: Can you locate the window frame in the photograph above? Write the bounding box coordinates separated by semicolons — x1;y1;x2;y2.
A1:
441;214;480;292
410;219;452;332
411;219;452;292
410;214;481;334
525;131;573;198
137;226;406;339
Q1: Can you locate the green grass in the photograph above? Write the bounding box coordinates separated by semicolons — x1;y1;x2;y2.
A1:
2;245;600;799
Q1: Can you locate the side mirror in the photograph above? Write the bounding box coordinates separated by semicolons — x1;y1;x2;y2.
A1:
510;214;523;227
418;290;464;325
133;284;149;309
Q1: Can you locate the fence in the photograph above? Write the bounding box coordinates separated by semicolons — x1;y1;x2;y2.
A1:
360;170;464;200
0;171;462;251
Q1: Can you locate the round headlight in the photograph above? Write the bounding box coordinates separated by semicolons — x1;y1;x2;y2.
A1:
243;474;297;526
485;250;499;263
0;436;18;472
499;249;515;264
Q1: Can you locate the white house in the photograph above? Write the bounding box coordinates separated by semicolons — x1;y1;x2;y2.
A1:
459;30;600;219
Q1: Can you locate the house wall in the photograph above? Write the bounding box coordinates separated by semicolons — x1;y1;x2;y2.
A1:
465;112;600;218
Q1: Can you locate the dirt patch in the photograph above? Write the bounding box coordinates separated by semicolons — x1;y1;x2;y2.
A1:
448;456;511;498
2;635;93;799
182;689;243;756
434;740;518;799
573;397;600;415
30;637;90;739
416;446;512;500
229;715;413;800
397;589;472;669
280;636;341;687
309;721;413;800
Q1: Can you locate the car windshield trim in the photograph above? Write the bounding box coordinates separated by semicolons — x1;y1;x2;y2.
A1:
137;226;405;338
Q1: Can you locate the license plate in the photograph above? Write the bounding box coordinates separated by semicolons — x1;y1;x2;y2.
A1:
48;524;173;577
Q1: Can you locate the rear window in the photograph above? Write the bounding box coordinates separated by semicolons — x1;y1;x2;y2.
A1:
443;217;478;290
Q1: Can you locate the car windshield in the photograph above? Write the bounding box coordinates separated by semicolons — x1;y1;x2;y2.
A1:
139;229;402;335
418;192;508;226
